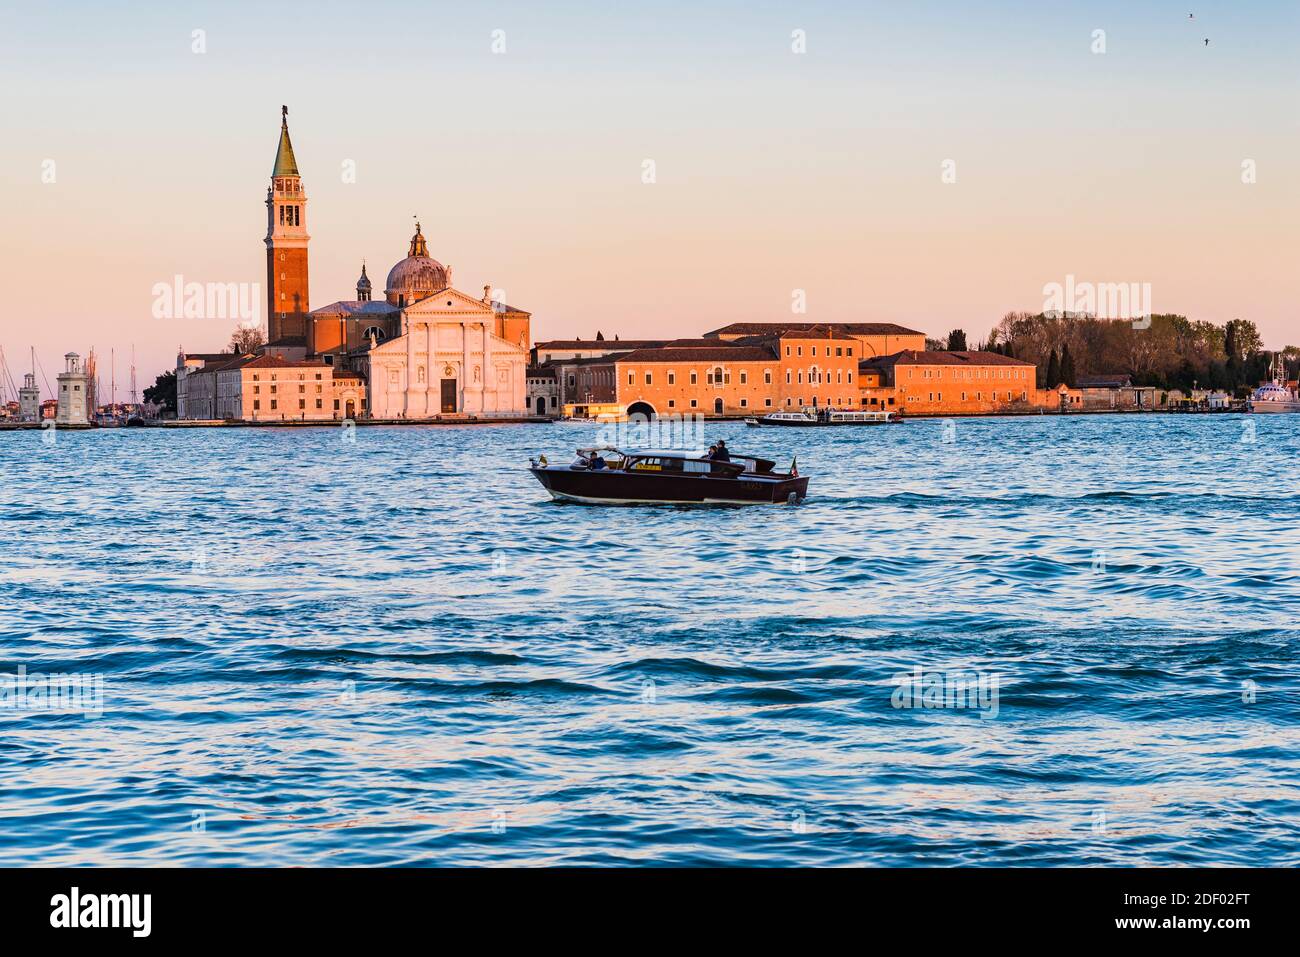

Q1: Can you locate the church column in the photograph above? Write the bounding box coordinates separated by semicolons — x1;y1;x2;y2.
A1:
461;323;472;413
425;321;435;414
405;316;415;416
482;320;493;411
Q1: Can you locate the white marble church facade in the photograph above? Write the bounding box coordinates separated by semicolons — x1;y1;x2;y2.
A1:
362;287;528;417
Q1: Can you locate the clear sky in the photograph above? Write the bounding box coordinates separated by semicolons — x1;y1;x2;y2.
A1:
1;1;1296;388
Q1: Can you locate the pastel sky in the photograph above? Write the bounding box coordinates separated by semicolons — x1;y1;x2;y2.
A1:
1;1;1296;389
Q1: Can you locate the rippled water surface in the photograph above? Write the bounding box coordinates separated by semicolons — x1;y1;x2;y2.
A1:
1;414;1297;866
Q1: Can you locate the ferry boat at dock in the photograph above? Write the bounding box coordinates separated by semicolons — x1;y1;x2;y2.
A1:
1248;358;1300;414
745;408;898;427
529;446;809;505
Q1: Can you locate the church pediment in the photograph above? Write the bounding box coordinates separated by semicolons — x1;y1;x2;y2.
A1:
403;286;498;318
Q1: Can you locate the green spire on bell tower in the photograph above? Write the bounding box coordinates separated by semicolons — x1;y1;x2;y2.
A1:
272;105;299;177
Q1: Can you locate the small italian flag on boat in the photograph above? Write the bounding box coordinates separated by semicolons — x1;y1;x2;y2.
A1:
790;457;798;477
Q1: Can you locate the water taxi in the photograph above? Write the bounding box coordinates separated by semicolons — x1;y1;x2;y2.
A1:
744;408;898;427
528;446;809;505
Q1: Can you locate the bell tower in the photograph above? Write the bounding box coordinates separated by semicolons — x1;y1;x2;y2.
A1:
265;105;310;343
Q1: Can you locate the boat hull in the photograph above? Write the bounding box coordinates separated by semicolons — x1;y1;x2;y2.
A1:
530;466;808;505
747;418;894;426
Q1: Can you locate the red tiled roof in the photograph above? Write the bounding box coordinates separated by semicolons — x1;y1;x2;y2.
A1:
550;352;634;366
237;354;331;369
861;350;1035;368
705;322;924;338
1077;374;1132;387
535;339;666;351
659;338;740;347
615;346;778;363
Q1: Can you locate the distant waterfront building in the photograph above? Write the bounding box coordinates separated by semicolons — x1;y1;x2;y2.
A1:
526;365;558;416
565;328;863;417
704;322;926;358
1076;374;1159;410
55;353;89;425
19;373;40;422
859;350;1040;414
532;338;666;364
177;352;366;421
552;332;1079;418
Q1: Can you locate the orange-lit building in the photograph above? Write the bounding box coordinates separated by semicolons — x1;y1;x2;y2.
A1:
543;330;1088;418
858;350;1071;414
705;322;925;359
566;328;866;416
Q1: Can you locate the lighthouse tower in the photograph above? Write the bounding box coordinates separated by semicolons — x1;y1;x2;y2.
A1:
56;353;89;425
265;105;310;346
18;372;39;422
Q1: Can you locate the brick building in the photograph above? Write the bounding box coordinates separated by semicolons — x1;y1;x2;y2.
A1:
178;353;366;421
560;329;865;416
858;350;1038;414
705;322;925;358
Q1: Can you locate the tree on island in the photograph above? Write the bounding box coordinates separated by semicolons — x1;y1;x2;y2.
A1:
989;311;1271;392
1059;342;1076;387
947;329;968;351
144;370;177;412
1045;348;1060;388
1224;318;1262;361
227;324;266;355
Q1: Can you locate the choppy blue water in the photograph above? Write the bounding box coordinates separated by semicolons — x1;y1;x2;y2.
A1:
1;414;1297;866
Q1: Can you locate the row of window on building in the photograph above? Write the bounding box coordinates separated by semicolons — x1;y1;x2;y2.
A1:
910;367;1028;380
907;391;1030;402
620;368;853;386
251;397;366;412
784;344;854;357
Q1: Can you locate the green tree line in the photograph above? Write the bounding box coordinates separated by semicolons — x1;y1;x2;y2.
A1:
971;313;1295;393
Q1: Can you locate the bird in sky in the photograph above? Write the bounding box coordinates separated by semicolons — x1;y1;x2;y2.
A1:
1204;37;1210;46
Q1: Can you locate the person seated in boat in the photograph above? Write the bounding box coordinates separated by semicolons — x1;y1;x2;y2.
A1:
713;440;731;462
588;452;606;470
704;444;718;459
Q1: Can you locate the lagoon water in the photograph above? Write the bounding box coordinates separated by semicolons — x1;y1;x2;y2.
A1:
1;414;1297;866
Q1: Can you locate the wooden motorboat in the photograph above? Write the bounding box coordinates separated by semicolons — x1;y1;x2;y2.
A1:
529;447;808;505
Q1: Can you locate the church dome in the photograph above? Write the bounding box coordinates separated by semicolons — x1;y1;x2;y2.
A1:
385;223;448;306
